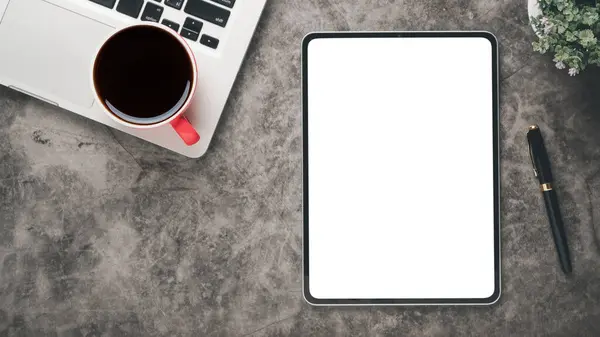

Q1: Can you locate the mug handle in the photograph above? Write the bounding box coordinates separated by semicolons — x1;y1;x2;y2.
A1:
170;115;200;145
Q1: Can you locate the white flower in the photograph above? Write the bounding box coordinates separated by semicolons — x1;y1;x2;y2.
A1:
556;61;566;69
568;67;579;76
538;17;553;35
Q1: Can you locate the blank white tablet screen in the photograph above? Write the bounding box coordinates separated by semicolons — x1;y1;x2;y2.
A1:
307;35;496;300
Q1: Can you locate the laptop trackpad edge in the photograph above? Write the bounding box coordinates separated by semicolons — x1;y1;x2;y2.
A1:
0;0;114;108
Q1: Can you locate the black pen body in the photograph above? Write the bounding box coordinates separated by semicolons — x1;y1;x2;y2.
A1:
528;125;573;275
542;188;572;274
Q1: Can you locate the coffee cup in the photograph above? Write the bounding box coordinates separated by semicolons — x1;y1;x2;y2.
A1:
91;23;200;146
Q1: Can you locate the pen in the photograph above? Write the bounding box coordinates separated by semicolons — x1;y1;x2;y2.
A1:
527;125;572;274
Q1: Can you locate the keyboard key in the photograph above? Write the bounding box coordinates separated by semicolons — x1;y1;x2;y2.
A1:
89;0;117;8
180;29;199;41
162;19;180;32
116;0;144;18
208;0;235;8
165;0;184;10
200;34;219;49
183;17;203;33
141;2;163;22
184;0;230;27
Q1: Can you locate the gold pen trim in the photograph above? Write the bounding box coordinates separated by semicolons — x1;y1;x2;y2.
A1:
541;183;553;191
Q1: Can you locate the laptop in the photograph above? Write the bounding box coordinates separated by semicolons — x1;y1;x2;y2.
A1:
0;0;266;158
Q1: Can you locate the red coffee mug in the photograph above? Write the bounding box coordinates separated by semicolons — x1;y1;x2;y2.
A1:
91;23;200;146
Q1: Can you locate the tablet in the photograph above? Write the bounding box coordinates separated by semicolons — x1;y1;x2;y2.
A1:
302;32;500;305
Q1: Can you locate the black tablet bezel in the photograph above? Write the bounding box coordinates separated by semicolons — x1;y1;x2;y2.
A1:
302;31;500;305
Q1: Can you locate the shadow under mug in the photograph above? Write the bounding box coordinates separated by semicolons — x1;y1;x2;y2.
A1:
91;23;200;146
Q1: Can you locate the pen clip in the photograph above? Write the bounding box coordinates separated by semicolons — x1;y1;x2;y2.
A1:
529;144;538;177
528;127;538;178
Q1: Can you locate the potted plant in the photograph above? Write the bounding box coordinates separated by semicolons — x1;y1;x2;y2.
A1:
529;0;600;75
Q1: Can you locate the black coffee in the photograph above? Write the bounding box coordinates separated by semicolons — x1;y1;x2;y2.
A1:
93;25;194;125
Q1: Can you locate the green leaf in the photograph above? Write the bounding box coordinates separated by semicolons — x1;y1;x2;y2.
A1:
553;49;566;61
533;38;551;54
581;11;599;25
568;56;583;67
578;29;597;47
532;40;549;54
589;52;600;65
566;13;575;21
565;31;577;42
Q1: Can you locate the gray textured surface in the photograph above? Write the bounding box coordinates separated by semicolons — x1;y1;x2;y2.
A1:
1;0;600;336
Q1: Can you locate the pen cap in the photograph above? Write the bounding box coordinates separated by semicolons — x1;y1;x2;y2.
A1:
527;127;554;183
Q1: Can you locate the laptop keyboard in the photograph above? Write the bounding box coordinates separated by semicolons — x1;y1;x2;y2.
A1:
116;0;144;18
184;0;229;27
89;0;227;49
165;0;184;10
